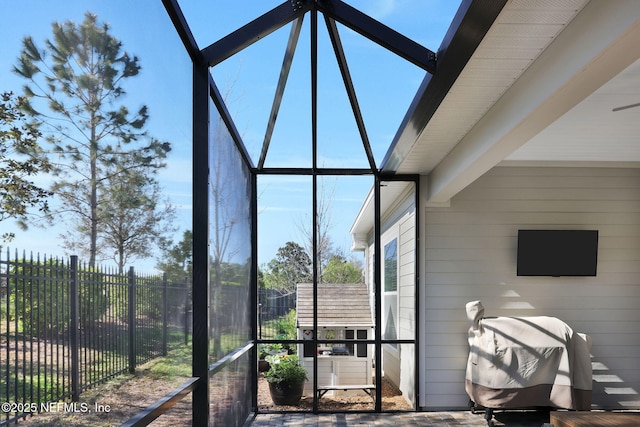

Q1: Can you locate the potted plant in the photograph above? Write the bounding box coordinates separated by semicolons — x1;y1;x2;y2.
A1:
264;354;308;405
258;343;286;372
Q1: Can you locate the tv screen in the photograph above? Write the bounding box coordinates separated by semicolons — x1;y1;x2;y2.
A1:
517;230;598;276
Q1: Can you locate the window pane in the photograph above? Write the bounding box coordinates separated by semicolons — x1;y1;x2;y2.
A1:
384;294;398;341
383;238;398;343
384;240;398;292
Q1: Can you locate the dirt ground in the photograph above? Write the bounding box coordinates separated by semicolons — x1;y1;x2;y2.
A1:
16;369;409;426
257;373;412;412
15;371;192;427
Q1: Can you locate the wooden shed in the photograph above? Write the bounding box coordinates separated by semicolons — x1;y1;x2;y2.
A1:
296;283;374;397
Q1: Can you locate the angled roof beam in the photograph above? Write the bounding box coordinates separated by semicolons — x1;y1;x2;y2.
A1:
316;0;436;73
162;0;201;62
209;76;255;170
324;16;377;171
201;1;310;67
258;17;304;170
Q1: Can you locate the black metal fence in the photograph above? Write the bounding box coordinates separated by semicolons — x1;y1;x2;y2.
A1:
258;288;296;340
0;249;190;425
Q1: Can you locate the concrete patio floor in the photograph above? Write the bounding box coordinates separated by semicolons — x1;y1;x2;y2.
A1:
248;410;553;426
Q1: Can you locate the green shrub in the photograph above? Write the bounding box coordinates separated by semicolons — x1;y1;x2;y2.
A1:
7;259;108;336
274;309;296;339
264;354;307;386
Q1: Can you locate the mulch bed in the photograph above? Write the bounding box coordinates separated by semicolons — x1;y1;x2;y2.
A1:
258;373;412;412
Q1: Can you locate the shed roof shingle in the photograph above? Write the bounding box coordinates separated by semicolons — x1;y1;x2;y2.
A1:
296;283;373;328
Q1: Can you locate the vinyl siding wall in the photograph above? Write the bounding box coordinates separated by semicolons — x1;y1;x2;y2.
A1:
421;166;640;410
398;211;416;404
364;186;417;405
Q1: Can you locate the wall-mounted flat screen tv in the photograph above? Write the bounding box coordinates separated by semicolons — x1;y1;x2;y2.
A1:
517;230;598;276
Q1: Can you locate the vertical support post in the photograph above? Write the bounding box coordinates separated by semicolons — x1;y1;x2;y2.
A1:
69;255;80;402
184;278;189;346
128;266;136;373
192;58;211;427
374;176;382;411
414;176;421;409
310;6;319;414
162;272;168;356
250;171;259;411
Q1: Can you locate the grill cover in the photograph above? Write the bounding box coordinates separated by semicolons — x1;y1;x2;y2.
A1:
465;301;592;410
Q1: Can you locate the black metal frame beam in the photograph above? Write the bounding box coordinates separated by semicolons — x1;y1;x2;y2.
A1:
161;0;201;61
209;77;255;169
373;175;382;410
310;7;320;413
259;167;372;175
121;378;199;427
250;171;259;411
202;1;310;67
192;59;210;427
258;16;304;169
316;0;436;73
324;16;377;171
163;0;447;420
378;174;421;408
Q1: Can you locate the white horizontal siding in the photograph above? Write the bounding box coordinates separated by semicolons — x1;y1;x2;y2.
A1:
398;212;416;341
399;212;416;405
363;188;418;406
421;166;640;410
303;357;371;396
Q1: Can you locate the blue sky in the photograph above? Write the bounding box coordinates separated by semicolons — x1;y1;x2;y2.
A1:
0;1;460;271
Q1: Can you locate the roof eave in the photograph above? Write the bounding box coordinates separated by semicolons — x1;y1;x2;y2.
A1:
380;0;508;173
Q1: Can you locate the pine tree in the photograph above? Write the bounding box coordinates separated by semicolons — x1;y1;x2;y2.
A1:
13;12;170;266
95;155;176;273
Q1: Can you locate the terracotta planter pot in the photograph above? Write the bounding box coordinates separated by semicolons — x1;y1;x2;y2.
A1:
268;381;304;406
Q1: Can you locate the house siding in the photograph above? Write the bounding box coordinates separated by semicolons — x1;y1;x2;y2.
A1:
421;166;640;410
398;211;416;404
363;186;417;405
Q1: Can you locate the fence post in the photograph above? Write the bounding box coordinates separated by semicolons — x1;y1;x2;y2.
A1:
69;255;80;402
128;266;136;373
162;272;168;356
184;277;189;346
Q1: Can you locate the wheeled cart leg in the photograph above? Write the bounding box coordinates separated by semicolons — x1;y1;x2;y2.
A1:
469;401;494;426
484;408;494;426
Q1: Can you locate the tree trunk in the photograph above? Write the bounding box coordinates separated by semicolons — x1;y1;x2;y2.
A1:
89;114;98;267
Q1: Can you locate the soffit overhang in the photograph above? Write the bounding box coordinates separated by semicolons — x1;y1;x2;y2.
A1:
384;0;640;204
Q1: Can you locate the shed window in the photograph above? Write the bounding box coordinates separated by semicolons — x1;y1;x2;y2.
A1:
303;328;368;357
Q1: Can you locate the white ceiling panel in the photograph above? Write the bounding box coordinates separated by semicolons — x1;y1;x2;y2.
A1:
506;58;640;162
397;1;590;175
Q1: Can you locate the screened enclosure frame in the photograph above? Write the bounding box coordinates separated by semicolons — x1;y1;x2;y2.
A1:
162;0;435;424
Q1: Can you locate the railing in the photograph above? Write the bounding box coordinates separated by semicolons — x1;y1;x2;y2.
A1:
0;249;191;425
120;377;199;427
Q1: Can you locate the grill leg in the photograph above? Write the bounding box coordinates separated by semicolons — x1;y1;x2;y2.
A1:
484;408;494;427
